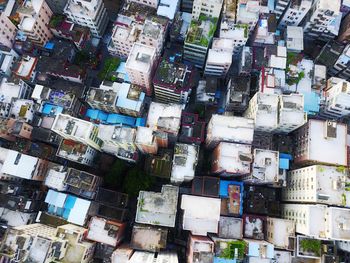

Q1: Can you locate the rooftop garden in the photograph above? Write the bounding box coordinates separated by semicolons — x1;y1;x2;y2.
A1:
219;240;246;260
236;24;249;38
186;15;218;47
286;52;305;85
49;14;65;28
299;238;321;258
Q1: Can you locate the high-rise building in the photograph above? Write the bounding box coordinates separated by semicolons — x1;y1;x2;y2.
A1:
51;113;103;150
277;0;312;29
0;223;95;263
245;92;279;132
283;165;350;207
303;0;342;41
266;217;295;251
283;204;350;240
245;92;306;133
15;0;54;45
125;43;157;96
293;119;347;166
204;48;232;77
153;54;195;105
274;0;289;20
64;0;109;38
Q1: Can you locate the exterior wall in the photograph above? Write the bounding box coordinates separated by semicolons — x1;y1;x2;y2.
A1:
182;0;194;13
183;42;208;69
328;45;350;81
128;0;159;8
266;217;295;250
46;0;68;13
338;13;350;44
0;13;17;48
204;50;231;77
274;0;289;20
154;84;189;104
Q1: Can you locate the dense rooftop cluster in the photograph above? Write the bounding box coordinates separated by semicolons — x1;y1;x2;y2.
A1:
0;0;350;262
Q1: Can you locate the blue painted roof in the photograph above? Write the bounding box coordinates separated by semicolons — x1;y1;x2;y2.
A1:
214;258;237;263
301;91;320;115
215;90;221;99
116;62;130;83
86;109;108;122
44;42;55;50
219;181;243;197
106;113;136;126
42;103;64;116
64;195;77;209
136;117;146;127
279;158;290;170
86;108;145;127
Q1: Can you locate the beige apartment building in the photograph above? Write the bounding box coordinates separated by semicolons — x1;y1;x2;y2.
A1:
125;43;157;96
108;15;167;58
64;0;109;38
16;0;53;45
0;12;17;48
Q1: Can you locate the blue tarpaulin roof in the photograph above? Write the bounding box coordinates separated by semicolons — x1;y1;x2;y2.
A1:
106;113;136;126
86;109;146;127
136;117;146;127
280;153;293;160
42;103;64;115
44;42;55;50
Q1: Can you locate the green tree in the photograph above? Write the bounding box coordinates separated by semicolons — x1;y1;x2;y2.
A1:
104;159;127;189
97;57;121;81
123;167;155;197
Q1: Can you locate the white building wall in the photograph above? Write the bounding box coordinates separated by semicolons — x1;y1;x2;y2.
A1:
192;0;223;20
